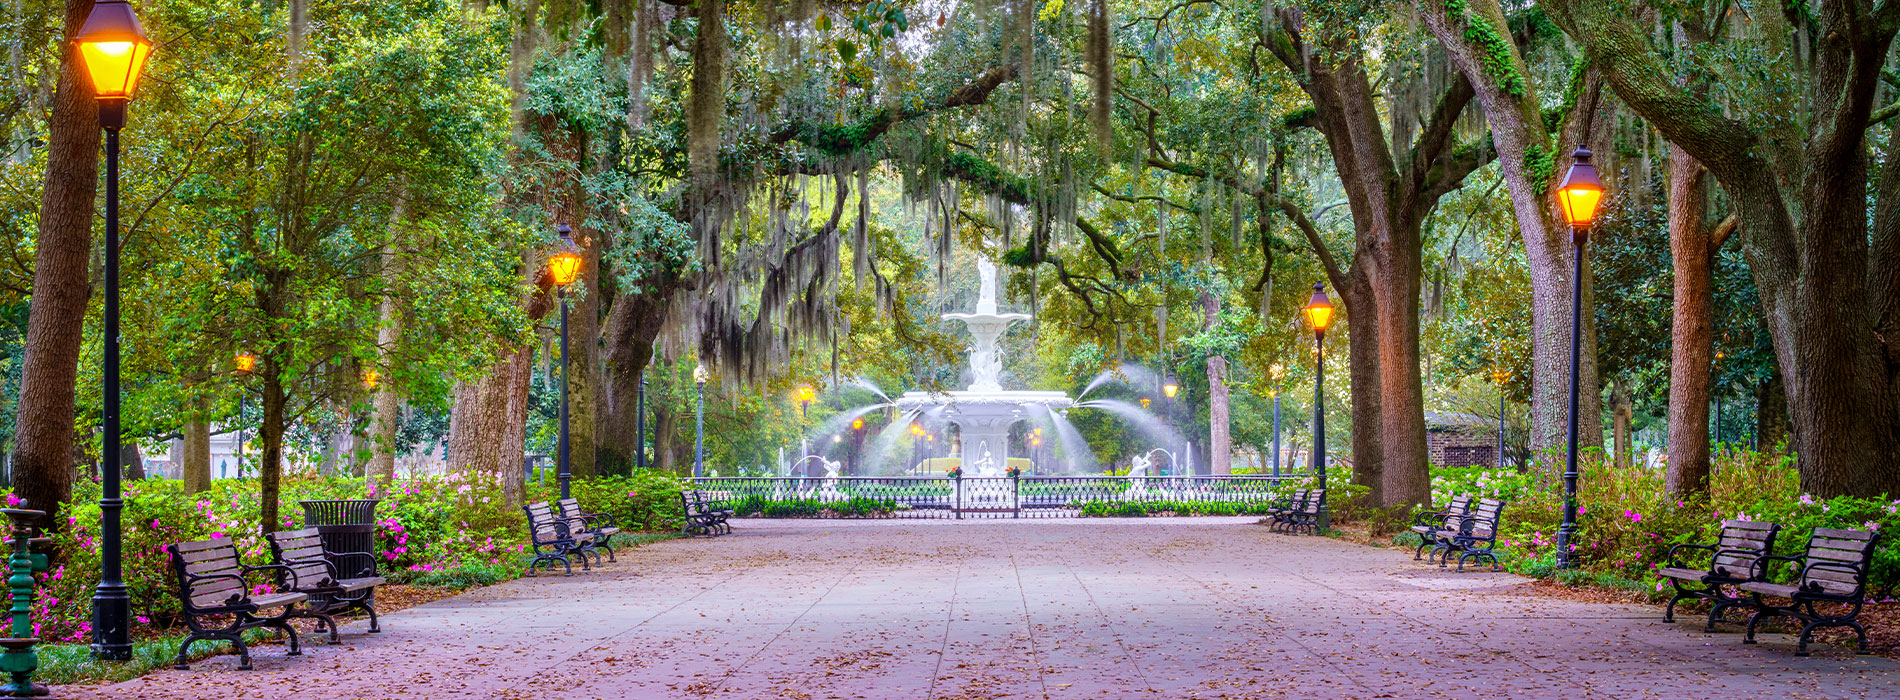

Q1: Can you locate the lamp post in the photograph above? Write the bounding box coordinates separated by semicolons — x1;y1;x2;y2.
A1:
850;418;865;475
234;352;255;479
794;384;816;465
1554;145;1605;570
1161;375;1180;476
1302;282;1335;532
693;363;708;478
77;0;151;661
547;224;584;499
635;371;648;471
1492;368;1510;470
1269;363;1284;478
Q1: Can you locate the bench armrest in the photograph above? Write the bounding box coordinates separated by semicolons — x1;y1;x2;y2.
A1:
244;562;306;591
324;550;378;578
1708;548;1765;577
1749;554;1804;581
1665;542;1715;568
1459;516;1497;535
1412;508;1451;528
1801;561;1866;596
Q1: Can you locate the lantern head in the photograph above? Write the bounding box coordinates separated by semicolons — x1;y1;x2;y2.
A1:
1162;378;1180;399
693;362;709;384
362;369;379;390
234;351;257;375
1140;397;1152;410
794;385;817;405
1302;282;1335;333
1555;145;1605;229
547;223;583;287
75;0;152;124
852;418;865;431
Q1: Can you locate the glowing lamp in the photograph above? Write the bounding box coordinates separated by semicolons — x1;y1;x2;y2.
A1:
362;369;379;390
833;435;842;443
1491;368;1509;385
234;351;257;375
1162;378;1179;399
852;418;865;431
75;0;151;102
1302;282;1335;333
694;362;709;384
1555;145;1604;229
547;224;583;287
1140;398;1152;410
794;385;817;405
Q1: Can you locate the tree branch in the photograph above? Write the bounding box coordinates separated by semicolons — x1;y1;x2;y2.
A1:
771;64;1020;155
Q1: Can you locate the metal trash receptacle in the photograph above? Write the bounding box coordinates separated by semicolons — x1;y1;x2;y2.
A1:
299;499;381;574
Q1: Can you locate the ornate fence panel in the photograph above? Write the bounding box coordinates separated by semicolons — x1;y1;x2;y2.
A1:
691;475;1303;519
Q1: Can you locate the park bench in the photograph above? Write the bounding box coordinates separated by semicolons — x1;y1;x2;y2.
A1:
1410;494;1474;562
1265;489;1310;532
1270;490;1324;534
1658;519;1780;631
1433;497;1506;571
1741;527;1881;655
166;538;307;670
557;498;621;564
681;490;732;536
264;528;387;643
522;501;587;575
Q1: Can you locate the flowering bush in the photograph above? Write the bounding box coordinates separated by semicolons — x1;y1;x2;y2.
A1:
1446;449;1900;597
17;471;688;644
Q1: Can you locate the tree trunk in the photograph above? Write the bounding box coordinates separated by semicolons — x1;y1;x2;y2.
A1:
1373;221;1430;508
601;291;669;473
1419;0;1604;460
1201;293;1231;475
367;191;409;482
1757;372;1789;451
1610;376;1632;470
1343;260;1385;505
10;0;101;536
182;409;210;493
1666;144;1715;493
120;442;144;481
259;366;288;536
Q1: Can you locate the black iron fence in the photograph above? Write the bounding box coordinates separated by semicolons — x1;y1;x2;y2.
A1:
689;475;1306;519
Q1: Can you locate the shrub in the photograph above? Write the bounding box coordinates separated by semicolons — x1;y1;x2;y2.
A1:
17;470;688;643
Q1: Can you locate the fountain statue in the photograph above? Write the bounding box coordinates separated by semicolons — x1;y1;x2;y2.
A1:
896;254;1072;472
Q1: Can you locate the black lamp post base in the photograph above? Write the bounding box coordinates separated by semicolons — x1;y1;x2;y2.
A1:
89;587;132;661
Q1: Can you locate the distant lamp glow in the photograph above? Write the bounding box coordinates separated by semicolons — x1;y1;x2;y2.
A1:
794;385;817;405
547;224;584;287
833;435;843;443
1140;397;1152;410
910;424;924;437
234;352;257;375
75;0;152;102
362;369;379;390
1491;368;1509;385
1162;377;1180;399
1555;145;1605;229
1302;282;1335;333
852;418;865;431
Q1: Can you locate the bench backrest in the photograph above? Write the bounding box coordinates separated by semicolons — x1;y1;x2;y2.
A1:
555;499;591;528
169;539;250;611
1464;498;1506;539
524;501;568;543
1284;489;1309;506
1439;494;1475;531
1709;520;1778;576
266;528;336;589
1798;528;1878;597
1298;490;1325;514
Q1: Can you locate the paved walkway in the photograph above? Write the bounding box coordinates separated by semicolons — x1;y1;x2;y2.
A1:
78;518;1899;699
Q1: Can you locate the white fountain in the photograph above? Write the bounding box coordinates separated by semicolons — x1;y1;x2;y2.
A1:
896;258;1073;474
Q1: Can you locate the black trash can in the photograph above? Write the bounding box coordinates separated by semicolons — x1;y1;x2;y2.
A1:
300;499;380;575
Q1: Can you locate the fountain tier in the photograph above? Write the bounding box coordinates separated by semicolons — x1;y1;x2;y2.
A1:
896;258;1071;475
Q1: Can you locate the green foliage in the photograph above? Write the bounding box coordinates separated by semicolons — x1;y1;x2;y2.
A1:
21;472;685;643
1471;450;1900;597
725;495;898;517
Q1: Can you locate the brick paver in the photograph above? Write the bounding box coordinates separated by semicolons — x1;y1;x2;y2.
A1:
73;517;1900;699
